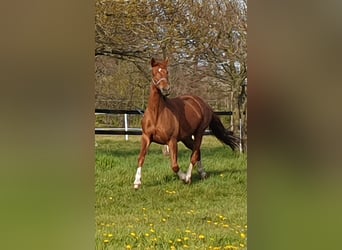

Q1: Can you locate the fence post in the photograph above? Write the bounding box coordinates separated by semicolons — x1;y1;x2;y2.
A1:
124;113;128;141
239;118;242;153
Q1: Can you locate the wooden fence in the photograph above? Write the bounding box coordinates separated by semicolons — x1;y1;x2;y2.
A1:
95;109;232;137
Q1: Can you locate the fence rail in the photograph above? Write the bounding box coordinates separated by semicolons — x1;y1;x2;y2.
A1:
95;109;233;137
95;109;232;116
95;109;145;115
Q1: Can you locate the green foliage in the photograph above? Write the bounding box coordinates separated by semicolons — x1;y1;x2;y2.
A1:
95;136;247;249
96;114;142;128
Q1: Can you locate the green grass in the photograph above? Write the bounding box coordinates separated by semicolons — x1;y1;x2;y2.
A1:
95;136;247;250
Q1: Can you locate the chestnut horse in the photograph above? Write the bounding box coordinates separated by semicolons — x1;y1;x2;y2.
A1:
133;58;239;189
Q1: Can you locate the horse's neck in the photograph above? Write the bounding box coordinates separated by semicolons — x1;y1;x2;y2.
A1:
147;85;166;122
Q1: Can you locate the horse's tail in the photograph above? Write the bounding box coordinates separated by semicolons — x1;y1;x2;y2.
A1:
209;113;239;151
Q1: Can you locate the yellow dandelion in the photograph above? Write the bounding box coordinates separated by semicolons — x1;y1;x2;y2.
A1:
240;233;246;239
150;228;155;233
145;233;150;237
213;247;221;250
109;196;113;200
220;174;224;177
176;238;182;242
103;239;109;243
108;233;113;237
152;237;157;242
224;246;237;250
170;246;176;250
240;243;245;247
149;223;154;227
183;237;189;241
198;234;205;239
185;229;191;233
126;245;132;249
183;244;189;248
102;233;107;237
168;240;173;244
223;224;229;228
207;220;212;223
130;232;136;237
162;218;167;222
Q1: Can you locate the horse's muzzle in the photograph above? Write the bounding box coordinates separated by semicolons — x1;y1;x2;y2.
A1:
161;87;171;96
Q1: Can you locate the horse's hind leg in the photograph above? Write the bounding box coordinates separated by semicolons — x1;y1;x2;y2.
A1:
196;159;207;179
168;139;186;182
190;134;207;180
134;134;151;189
181;137;195;183
181;136;207;183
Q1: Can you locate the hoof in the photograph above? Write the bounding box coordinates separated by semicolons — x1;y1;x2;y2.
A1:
200;172;208;180
134;184;141;190
183;177;192;184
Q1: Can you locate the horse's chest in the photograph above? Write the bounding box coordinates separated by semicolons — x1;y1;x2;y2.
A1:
142;116;176;142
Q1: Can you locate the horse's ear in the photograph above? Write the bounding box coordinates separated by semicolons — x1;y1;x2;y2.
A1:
151;58;157;67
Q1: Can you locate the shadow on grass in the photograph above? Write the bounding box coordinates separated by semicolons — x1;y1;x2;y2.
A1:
144;165;246;187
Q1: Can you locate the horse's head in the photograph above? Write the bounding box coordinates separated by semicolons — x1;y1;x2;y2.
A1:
151;58;171;96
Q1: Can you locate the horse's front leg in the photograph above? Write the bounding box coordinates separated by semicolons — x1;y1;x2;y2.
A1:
168;139;188;183
134;134;150;189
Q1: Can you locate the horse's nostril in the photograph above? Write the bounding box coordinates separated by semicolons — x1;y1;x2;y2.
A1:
161;87;171;96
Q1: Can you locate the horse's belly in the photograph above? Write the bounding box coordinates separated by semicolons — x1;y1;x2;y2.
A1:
153;126;175;142
151;135;167;145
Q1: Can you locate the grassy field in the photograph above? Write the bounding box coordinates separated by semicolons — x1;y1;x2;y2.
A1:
95;135;247;250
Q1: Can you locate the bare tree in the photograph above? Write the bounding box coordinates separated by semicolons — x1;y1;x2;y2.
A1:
95;0;247;150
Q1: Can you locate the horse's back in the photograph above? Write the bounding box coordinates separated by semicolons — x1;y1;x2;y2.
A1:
167;95;213;137
177;95;212;115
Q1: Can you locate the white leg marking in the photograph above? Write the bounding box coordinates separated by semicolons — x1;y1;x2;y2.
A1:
177;170;186;181
134;167;142;189
197;161;207;179
185;163;193;183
